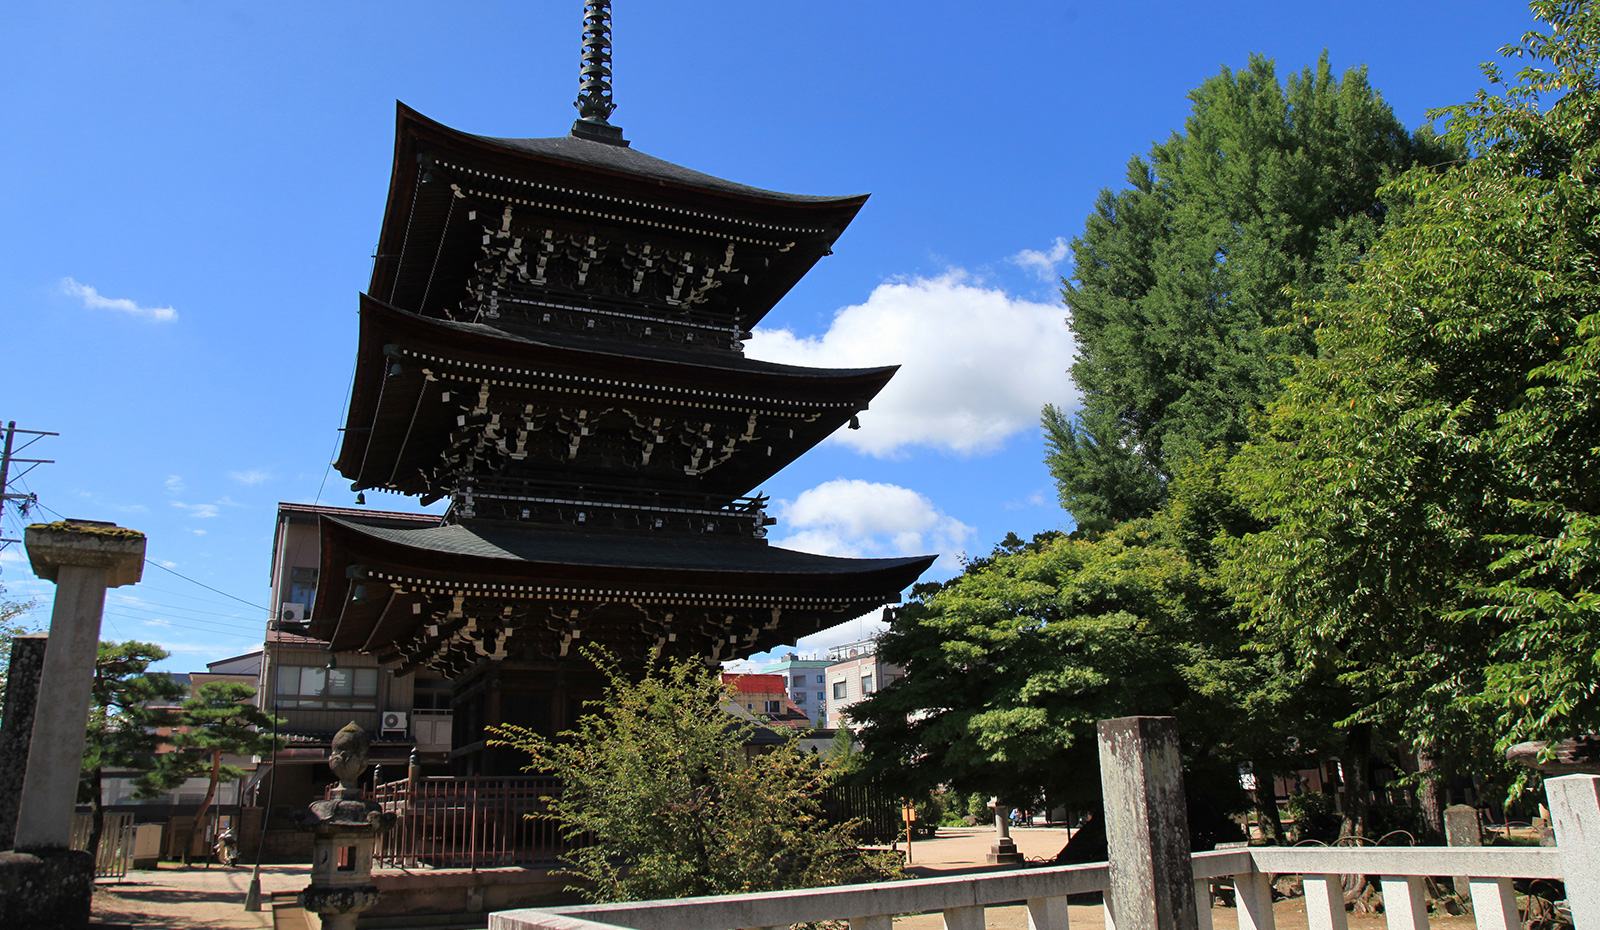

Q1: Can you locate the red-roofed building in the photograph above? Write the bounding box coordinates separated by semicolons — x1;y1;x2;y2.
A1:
722;673;811;728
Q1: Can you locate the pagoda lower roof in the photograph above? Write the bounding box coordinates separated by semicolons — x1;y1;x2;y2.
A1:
311;516;934;661
369;103;868;327
336;295;895;500
323;517;930;580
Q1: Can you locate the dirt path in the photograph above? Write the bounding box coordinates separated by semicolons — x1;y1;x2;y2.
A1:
91;863;304;929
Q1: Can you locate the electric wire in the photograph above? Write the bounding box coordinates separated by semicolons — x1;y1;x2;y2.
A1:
104;601;260;637
28;496;270;614
102;611;259;640
105;594;263;627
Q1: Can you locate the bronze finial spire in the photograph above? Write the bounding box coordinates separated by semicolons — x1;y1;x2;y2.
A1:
571;0;628;146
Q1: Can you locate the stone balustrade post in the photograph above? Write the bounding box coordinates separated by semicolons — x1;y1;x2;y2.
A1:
1097;716;1198;930
1544;774;1600;930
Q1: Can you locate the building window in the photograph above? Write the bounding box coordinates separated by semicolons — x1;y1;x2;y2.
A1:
861;673;874;694
412;677;451;712
763;700;781;714
287;566;318;612
792;674;806;689
816;675;824;684
795;692;807;704
276;665;378;709
832;680;847;700
816;691;825;703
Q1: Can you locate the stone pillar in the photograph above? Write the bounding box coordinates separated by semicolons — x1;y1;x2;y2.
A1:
1442;804;1481;895
0;633;48;849
1097;716;1197;930
988;800;1022;864
1544;774;1600;930
14;521;144;851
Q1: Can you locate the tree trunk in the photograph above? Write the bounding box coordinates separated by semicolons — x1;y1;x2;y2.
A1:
87;767;104;866
1416;741;1445;844
1252;767;1285;844
1338;723;1372;839
183;750;221;867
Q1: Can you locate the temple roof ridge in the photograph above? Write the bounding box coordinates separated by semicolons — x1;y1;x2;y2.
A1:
364;293;900;381
398;103;867;206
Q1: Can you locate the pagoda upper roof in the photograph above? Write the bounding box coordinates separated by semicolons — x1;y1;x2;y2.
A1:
369;103;868;328
335;295;895;501
469;132;854;205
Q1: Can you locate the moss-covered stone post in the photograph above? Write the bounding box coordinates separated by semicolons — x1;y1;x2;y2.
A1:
15;521;144;850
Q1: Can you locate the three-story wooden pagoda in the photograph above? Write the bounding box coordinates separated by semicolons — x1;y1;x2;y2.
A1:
311;2;933;773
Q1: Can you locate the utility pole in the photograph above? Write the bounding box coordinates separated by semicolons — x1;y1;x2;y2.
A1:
0;421;57;550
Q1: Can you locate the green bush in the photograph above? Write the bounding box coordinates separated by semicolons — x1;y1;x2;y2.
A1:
1287;792;1340;843
1368;801;1425;841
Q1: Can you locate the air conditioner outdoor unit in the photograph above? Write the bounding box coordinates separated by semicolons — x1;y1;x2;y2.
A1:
279;602;306;623
381;711;408;734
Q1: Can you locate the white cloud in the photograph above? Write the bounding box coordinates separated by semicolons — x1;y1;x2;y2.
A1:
747;271;1075;457
59;277;177;323
228;470;271;486
1005;489;1050;510
172;501;220;519
773;478;972;572
165;475;186;494
1010;236;1071;281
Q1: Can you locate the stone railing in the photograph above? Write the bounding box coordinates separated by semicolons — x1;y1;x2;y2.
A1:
488;840;1578;930
488;720;1600;930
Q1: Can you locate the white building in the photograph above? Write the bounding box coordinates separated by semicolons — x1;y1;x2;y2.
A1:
822;639;903;729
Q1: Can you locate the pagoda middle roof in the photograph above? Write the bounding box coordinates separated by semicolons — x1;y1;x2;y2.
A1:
336;295;896;499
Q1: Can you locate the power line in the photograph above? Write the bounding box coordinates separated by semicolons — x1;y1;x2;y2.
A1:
132;583;275;615
108;589;264;623
102;611;260;640
105;598;262;632
27;495;269;614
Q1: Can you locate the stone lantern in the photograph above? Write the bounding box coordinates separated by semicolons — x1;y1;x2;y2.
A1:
293;722;395;930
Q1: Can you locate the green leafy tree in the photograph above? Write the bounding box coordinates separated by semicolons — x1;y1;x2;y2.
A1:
1225;1;1600;814
850;464;1296;842
146;681;283;863
79;641;185;861
1046;52;1456;525
489;649;899;902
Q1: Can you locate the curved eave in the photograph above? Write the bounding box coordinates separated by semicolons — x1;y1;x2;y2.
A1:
334;294;897;493
368;102;869;324
311;516;935;653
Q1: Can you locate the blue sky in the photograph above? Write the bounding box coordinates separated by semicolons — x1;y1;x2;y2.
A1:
2;2;1542;672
